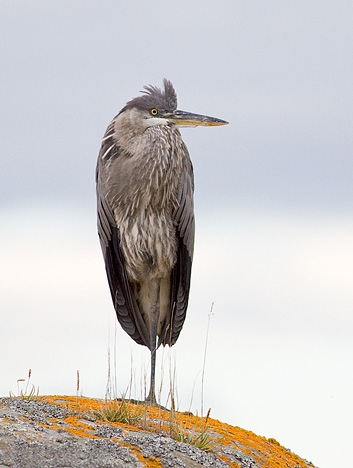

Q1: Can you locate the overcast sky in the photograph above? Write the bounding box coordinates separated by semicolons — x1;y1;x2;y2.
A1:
1;2;353;467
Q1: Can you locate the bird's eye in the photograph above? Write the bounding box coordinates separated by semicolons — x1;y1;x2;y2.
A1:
150;108;158;116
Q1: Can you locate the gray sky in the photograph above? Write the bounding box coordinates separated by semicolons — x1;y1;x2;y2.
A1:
1;2;353;467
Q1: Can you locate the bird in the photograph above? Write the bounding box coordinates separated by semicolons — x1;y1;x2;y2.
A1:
96;79;228;404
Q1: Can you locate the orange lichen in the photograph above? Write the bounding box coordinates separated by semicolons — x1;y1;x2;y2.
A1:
268;438;280;446
218;456;242;468
41;395;103;413
121;441;163;467
37;414;99;440
62;416;99;439
146;456;164;467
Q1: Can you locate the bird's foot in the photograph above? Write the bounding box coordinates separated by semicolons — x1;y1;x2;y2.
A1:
144;391;169;410
145;389;157;406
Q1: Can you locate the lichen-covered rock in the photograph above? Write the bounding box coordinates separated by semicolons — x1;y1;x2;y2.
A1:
0;396;316;468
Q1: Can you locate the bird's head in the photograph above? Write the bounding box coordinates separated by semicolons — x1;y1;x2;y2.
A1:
120;79;228;130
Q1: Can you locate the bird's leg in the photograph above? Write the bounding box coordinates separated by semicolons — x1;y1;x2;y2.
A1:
145;278;161;405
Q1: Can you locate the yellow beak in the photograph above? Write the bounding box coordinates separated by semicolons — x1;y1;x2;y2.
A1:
164;110;228;128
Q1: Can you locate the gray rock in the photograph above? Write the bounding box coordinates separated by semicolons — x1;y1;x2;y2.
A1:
0;398;230;467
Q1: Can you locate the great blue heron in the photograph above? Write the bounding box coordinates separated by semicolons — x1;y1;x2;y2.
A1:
96;79;228;403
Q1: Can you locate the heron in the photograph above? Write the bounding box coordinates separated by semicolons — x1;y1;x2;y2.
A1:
96;79;228;404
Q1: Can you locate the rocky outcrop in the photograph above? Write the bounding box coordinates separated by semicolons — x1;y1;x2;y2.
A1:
0;396;316;468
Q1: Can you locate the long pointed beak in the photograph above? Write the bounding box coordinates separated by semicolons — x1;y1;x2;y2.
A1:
165;110;228;128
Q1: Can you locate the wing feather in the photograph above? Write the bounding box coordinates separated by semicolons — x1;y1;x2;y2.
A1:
160;144;194;346
96;123;150;347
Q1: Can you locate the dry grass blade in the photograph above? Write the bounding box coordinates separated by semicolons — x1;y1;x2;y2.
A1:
97;396;145;425
9;369;39;401
171;421;222;452
170;411;222;452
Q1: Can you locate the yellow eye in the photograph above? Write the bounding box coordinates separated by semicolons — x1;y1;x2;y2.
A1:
150;108;158;116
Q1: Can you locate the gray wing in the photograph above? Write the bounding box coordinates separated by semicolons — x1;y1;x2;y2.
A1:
96;120;150;347
160;142;195;346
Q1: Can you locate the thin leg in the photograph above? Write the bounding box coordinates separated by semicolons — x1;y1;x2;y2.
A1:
145;279;160;405
147;346;157;404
